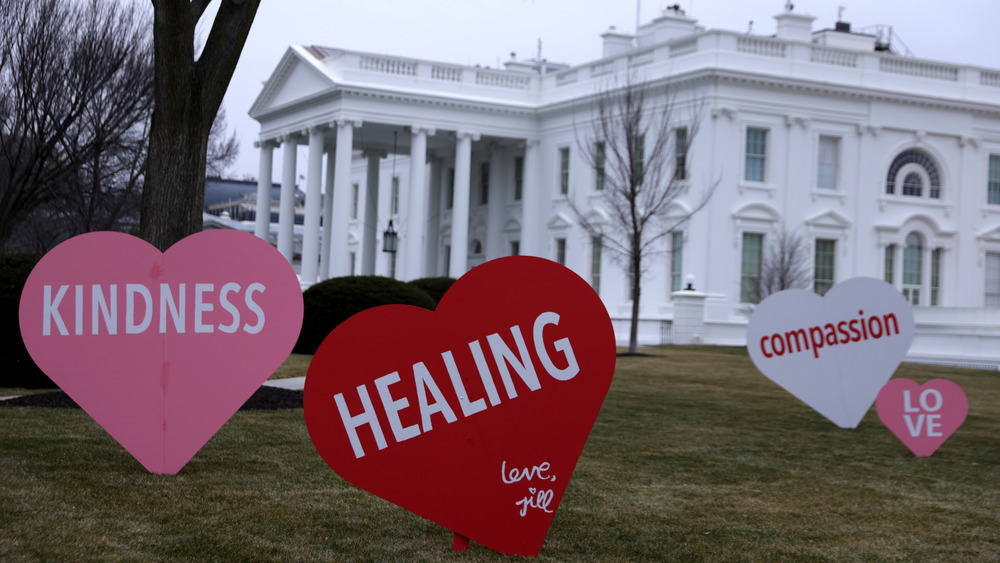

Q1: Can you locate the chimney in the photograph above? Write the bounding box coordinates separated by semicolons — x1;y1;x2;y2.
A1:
774;9;816;42
601;26;634;58
637;5;698;48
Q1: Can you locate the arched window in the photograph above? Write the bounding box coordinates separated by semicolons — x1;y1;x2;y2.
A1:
902;172;923;197
902;232;923;304
886;149;940;198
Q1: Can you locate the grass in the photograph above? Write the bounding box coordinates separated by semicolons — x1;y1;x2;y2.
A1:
1;346;997;561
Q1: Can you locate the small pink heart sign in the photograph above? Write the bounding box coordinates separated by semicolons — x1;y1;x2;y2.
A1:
18;230;303;474
747;278;915;428
876;379;968;456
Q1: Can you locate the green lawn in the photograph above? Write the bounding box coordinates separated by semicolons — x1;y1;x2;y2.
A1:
1;346;997;561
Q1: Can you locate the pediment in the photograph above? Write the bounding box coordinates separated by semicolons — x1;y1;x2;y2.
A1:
547;212;574;230
249;45;336;117
979;224;1000;242
804;209;851;229
731;202;780;223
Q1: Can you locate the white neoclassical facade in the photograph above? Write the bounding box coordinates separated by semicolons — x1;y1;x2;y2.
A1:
249;7;1000;362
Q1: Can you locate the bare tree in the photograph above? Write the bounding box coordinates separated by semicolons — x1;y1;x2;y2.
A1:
206;106;239;178
140;0;259;251
0;0;153;251
574;74;716;355
757;226;811;301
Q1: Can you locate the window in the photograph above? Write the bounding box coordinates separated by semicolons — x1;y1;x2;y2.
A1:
989;155;1000;204
594;142;606;191
591;236;602;294
930;248;941;306
443;245;451;274
740;232;763;303
480;162;489;205
814;239;836;295
471;239;483;255
446;168;454;209
513;156;524;201
391;176;400;215
986;252;1000;306
902;232;923;305
884;244;896;284
670;231;683;293
559;147;570;195
902;172;923;197
745;128;767;182
675;127;688;180
350;183;359;219
633;134;645;181
510;240;520;256
817;136;839;189
886;149;940;198
555;238;567;266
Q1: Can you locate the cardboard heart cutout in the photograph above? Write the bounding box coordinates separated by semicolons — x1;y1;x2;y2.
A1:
876;378;968;456
18;230;303;474
304;257;616;556
746;277;914;428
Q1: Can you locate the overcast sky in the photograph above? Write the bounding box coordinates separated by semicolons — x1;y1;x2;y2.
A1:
208;0;1000;181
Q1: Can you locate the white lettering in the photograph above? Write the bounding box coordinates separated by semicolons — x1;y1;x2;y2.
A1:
217;282;241;333
442;350;487;417
243;282;265;334
125;284;153;334
159;283;185;333
194;283;214;333
533;312;579;381
374;372;420;444
413;361;458;431
334;385;387;459
91;284;117;335
42;285;69;336
920;389;943;412
488;327;539;400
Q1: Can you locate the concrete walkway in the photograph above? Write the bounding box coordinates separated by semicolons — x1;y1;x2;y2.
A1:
262;376;305;390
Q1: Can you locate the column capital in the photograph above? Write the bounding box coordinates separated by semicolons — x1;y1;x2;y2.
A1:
309;123;328;135
277;131;302;144
456;130;480;142
254;138;279;149
334;118;363;129
410;125;436;136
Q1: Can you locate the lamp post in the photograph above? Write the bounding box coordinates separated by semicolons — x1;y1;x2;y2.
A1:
383;220;398;278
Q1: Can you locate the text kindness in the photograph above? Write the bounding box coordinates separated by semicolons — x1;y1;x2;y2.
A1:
40;283;267;336
334;311;578;458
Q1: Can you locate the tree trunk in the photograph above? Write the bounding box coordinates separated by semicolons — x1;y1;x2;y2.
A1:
629;251;641;355
139;0;259;252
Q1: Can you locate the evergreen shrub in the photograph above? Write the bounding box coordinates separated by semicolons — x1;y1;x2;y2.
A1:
295;275;436;354
407;277;456;307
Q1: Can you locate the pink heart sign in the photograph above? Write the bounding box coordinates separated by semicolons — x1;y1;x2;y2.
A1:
747;277;915;428
18;230;303;474
303;257;616;557
876;379;968;457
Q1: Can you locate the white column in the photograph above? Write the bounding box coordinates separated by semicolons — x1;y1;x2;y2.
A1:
425;157;443;276
449;132;477;277
361;149;383;275
301;126;326;284
485;145;505;260
520;138;541;256
320;152;336;280
278;136;298;263
406;127;433;280
330;120;358;277
254;140;274;241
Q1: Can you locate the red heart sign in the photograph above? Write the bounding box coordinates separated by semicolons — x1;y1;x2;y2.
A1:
876;378;968;457
304;256;616;556
18;230;303;474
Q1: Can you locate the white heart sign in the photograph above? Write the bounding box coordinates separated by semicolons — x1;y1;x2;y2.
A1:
746;277;915;428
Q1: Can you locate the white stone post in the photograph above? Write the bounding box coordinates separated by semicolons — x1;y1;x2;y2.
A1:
671;286;707;345
485;145;505;260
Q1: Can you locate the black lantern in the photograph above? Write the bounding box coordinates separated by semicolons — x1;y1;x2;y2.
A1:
382;220;398;253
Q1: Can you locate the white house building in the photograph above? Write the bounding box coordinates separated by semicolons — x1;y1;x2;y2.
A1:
248;6;1000;364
